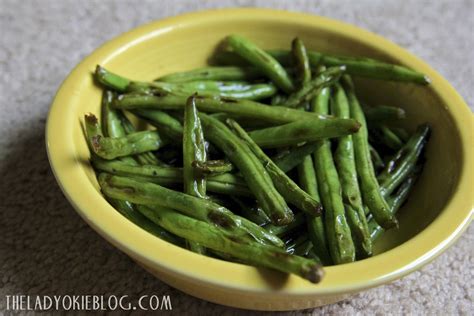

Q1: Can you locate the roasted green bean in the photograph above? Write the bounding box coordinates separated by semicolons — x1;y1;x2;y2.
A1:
226;35;295;93
332;84;372;257
183;95;207;199
228;119;322;217
182;95;207;253
267;50;430;84
364;105;406;123
119;113;165;166
157;66;263;82
378;124;430;197
199;113;294;225
343;76;397;229
91;158;250;196
247;115;360;148
297;155;332;265
312;87;356;264
291;37;311;86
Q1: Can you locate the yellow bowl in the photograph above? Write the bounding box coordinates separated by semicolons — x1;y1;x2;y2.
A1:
46;8;473;311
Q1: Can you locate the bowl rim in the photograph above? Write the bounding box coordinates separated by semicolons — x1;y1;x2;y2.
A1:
46;8;473;295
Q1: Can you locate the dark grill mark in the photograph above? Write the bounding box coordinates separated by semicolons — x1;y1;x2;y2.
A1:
208;210;234;229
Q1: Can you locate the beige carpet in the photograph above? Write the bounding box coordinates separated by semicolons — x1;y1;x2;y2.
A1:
1;0;472;314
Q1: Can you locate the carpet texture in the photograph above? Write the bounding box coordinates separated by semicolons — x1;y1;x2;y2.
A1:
0;0;472;314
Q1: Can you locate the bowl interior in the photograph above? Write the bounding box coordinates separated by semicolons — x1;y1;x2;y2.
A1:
49;10;471;296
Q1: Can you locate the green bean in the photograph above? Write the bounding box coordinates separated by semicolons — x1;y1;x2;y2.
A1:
369;172;419;241
133;109;183;140
228;119;322;217
373;125;404;150
226;35;295;93
91;158;251;196
101;91;124;138
332;84;372;257
214;83;276;100
297;155;332;265
377;127;423;184
343;76;397;229
86;112;161;162
265;213;306;237
119;114;165;166
247;116;360;148
266;50;430;84
291;37;311;85
217;83;276;100
97;65;274;99
157;66;263;82
159;80;249;91
135;205;323;283
179;95;206;257
364;105;406;122
85;113;103;147
312;87;356;264
99;173;284;248
369;144;385;171
368;164;421;221
153;80;277;100
95;65;132;92
214;50;430;84
86;118;165;160
192;160;233;175
183;95;207;199
114;93;334;125
95;66;164;94
272;142;320;173
378;124;430;197
297;156;321;203
280;66;345;108
199;113;294;225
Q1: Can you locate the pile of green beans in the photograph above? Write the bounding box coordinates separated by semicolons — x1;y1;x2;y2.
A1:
85;35;431;284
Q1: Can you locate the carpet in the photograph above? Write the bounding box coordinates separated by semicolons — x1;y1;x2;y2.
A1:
0;0;472;314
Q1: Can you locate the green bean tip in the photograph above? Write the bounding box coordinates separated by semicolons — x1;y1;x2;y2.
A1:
84;113;98;124
304;264;325;284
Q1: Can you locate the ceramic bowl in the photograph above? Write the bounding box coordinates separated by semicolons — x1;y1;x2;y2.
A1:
46;8;473;311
